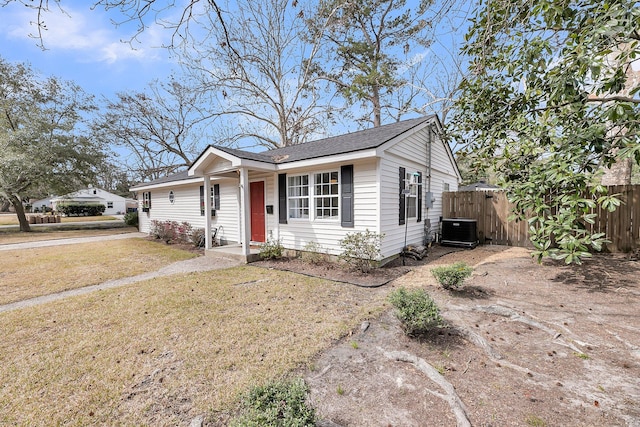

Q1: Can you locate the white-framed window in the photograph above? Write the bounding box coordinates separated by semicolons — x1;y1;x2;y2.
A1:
314;171;339;219
443;182;450;191
287;171;339;220
288;175;309;219
200;185;219;216
142;191;151;211
107;201;114;209
406;172;418;218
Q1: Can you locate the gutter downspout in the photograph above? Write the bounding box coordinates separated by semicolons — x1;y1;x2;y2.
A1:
425;124;434;244
427;124;433;207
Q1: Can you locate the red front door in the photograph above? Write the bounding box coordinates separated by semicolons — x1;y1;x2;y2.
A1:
250;181;266;242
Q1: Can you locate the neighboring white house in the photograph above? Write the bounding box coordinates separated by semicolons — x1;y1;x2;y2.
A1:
30;196;57;212
51;187;129;216
131;116;461;262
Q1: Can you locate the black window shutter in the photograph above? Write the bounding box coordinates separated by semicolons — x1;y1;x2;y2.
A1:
399;167;405;225
199;186;204;216
341;165;354;227
278;173;287;224
417;171;423;222
214;184;220;210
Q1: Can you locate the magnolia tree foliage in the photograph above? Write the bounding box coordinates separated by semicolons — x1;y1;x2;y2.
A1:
0;57;106;231
451;0;640;264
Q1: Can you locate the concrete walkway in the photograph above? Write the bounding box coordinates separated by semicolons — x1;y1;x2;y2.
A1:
0;233;241;313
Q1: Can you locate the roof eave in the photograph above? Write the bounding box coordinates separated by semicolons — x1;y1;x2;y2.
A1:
275;149;378;171
130;177;205;192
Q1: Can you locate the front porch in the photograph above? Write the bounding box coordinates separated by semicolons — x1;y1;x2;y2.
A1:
205;244;262;263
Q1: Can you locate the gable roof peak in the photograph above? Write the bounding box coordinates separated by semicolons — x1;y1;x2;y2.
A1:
239;115;436;164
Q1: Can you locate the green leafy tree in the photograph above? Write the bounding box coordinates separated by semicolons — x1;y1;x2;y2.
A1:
451;0;640;264
307;0;444;127
0;57;106;231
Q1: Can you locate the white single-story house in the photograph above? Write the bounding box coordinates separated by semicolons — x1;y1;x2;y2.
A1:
51;187;129;216
131;116;461;262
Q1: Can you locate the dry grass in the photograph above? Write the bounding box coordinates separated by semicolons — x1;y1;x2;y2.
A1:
0;266;390;425
0;227;139;245
60;215;118;223
0;239;197;305
0;214;117;226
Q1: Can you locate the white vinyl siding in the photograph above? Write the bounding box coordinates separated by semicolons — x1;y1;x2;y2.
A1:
380;126;459;258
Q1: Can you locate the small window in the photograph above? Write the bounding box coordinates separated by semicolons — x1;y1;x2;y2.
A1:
142;192;151;212
406;172;419;219
168;191;175;204
200;185;218;216
287;175;309;219
314;171;339;219
444;183;450;191
107;202;114;209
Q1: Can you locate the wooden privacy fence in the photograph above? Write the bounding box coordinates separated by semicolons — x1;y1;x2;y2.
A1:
442;185;640;253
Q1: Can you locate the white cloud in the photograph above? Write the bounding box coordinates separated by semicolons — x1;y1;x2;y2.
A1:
2;4;165;64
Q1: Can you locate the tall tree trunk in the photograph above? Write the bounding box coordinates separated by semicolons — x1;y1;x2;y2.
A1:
8;194;31;232
372;85;381;127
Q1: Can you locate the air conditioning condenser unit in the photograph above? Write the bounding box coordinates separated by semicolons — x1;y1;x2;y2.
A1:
441;218;478;248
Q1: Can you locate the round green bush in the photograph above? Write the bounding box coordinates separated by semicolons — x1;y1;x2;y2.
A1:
123;211;138;227
388;287;443;336
431;262;473;290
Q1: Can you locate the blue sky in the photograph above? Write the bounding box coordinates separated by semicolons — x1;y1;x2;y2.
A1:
0;1;177;99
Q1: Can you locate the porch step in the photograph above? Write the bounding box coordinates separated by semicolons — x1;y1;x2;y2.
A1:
205;244;261;263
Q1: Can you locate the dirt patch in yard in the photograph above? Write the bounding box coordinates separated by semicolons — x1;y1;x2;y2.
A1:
261;245;640;426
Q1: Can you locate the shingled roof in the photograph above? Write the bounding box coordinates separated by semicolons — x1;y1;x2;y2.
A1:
211;115;433;164
134;116;435;188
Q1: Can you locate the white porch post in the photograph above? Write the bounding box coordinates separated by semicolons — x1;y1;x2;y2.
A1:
273;172;280;241
239;167;251;256
204;175;212;249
